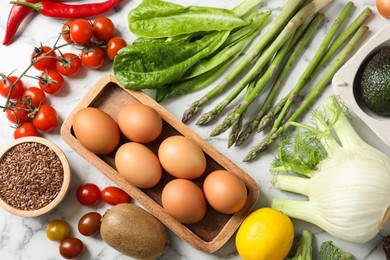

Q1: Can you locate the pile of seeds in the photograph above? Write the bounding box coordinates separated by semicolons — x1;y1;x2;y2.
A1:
0;142;64;211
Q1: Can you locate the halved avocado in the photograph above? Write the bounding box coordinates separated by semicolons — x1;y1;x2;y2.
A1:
358;46;390;117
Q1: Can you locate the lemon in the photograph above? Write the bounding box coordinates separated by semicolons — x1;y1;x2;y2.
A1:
235;207;294;260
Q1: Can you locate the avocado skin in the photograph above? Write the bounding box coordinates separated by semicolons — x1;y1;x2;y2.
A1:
360;47;390;116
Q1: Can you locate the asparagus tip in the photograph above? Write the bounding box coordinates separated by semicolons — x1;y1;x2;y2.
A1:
235;130;250;146
210;124;225;136
182;103;199;123
243;138;271;161
196;111;217;125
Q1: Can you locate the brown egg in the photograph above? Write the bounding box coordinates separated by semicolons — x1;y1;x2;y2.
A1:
161;179;207;224
158;136;206;179
203;170;247;214
73;107;120;154
117;103;163;143
115;142;162;189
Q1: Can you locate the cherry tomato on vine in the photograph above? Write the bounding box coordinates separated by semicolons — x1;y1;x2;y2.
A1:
22;87;46;107
56;53;82;77
32;104;58;132
107;37;127;61
70;19;93;44
61;21;73;43
78;212;102;236
93;17;115;42
76;183;101;206
39;70;64;94
0;76;24;100
5;101;30;124
80;46;105;69
14;122;38;139
59;237;84;259
46;219;70;242
31;46;57;71
101;186;131;205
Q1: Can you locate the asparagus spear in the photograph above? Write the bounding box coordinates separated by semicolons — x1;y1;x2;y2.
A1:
181;0;306;123
196;0;333;126
244;24;369;161
268;2;354;135
257;4;371;133
227;77;257;147
235;13;323;146
213;13;325;137
313;7;372;74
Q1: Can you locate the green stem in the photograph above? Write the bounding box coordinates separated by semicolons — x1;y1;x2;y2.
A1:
207;0;331;126
10;1;42;12
244;25;368;161
2;39;71;111
237;9;314;142
322;96;364;150
223;13;325;140
181;0;306;122
269;2;354;135
313;7;372;75
310;110;342;156
210;33;297;135
257;96;287;132
272;198;321;225
287;25;368;124
273;174;310;195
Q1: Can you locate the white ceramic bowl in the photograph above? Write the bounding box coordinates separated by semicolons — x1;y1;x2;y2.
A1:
332;24;390;148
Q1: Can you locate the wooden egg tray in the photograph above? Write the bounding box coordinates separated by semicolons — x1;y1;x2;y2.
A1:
61;74;259;253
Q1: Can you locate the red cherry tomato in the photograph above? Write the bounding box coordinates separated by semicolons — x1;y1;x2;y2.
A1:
5;101;30;124
59;237;84;259
70;19;93;44
39;70;64;94
56;53;82;77
78;212;101;236
0;76;24;100
31;46;57;71
76;183;101;206
80;46;105;69
61;21;73;43
32;104;58;132
101;186;131;205
107;37;127;61
14;122;38;139
22;87;46;107
93;17;115;42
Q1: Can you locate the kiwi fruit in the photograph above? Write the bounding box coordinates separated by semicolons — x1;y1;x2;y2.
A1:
100;203;169;259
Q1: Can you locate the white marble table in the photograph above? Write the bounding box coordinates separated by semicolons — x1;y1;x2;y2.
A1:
0;0;389;259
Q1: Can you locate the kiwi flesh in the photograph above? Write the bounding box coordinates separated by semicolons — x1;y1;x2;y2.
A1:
100;203;169;259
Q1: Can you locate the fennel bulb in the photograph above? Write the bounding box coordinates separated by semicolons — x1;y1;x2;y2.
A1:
271;95;390;243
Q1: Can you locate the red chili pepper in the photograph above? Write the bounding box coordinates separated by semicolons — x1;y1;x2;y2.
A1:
10;0;122;19
3;0;38;45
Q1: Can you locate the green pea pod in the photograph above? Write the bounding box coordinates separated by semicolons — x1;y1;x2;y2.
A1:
114;31;230;89
128;0;248;38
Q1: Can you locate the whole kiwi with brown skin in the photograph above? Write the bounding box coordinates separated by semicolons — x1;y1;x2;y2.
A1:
100;203;169;259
